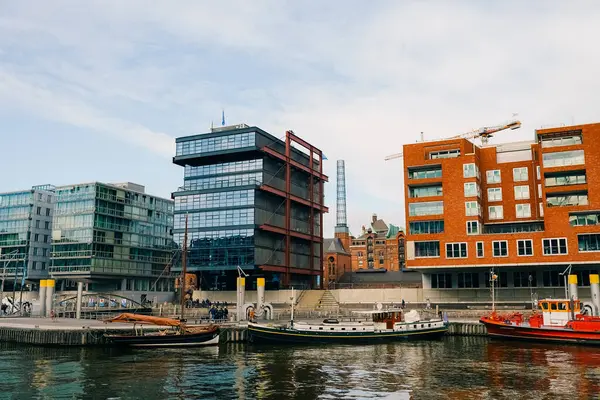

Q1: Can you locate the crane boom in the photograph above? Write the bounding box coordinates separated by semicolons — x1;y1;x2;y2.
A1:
384;118;522;161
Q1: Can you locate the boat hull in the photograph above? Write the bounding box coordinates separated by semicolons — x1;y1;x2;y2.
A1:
248;323;448;344
480;319;600;346
105;327;220;347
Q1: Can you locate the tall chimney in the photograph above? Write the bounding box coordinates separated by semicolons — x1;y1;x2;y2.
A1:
335;160;349;233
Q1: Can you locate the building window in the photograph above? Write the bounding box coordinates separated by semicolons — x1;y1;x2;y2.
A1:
36;207;41;215
466;221;479;235
541;133;582;148
34;233;39;242
517;239;533;256
45;221;50;230
486;170;501;184
409;185;443;198
408;167;442;180
408;201;443;216
536;166;541;180
458;273;480;288
415;241;440;257
575;270;596;286
35;220;40;229
492;241;508;257
543;270;565;287
547;192;588;207
514;185;530;200
409;220;444;235
487;188;502;202
513;167;528;182
41;262;46;270
43;235;48;243
539;203;544;217
46;208;51;216
578;234;600;252
431;273;452;289
464;182;480;197
542;150;585;167
483;222;544;234
488;206;503;220
516;204;532;218
476;242;484;258
569;213;600;226
542;238;568;255
465;201;481;216
430;149;460;159
32;247;38;256
514;271;537;287
545;172;586;187
446;242;467;258
463;163;477;178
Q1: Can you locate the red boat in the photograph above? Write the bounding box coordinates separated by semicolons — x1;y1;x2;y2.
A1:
480;299;600;345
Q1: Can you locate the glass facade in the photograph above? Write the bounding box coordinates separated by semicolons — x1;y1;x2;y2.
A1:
174;126;325;290
409;201;443;216
50;183;174;278
408;185;442;198
545;172;586;187
409;220;444;234
408;167;442;180
569;212;600;226
546;192;588;207
0;186;55;282
176;132;256;156
542;150;585;168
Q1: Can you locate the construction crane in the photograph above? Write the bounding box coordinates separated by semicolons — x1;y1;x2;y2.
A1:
384;119;522;161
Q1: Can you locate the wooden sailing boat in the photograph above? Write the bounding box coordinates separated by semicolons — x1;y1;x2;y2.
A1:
104;215;220;347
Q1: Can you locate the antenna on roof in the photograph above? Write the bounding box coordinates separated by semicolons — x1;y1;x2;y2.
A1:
222;109;226;126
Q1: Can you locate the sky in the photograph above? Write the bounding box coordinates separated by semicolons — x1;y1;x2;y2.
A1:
1;1;600;237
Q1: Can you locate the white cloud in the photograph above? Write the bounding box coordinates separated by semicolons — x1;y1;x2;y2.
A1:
2;1;600;235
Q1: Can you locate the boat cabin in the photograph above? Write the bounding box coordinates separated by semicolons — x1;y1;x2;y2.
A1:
539;299;581;326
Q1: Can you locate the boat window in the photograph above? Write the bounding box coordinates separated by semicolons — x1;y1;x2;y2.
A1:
330;328;334;330
319;327;323;330
342;328;345;331
428;324;431;327
560;302;568;310
414;325;417;329
421;324;424;328
550;303;557;311
541;302;549;310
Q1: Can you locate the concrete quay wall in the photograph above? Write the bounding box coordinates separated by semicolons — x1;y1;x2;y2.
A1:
194;287;577;306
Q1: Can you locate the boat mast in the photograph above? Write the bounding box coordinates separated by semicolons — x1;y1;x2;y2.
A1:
180;214;188;321
290;287;295;326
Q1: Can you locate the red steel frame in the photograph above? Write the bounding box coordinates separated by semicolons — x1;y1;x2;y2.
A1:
258;130;328;289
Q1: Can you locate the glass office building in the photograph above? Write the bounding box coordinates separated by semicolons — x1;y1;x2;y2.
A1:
50;182;175;293
0;185;55;289
173;124;328;290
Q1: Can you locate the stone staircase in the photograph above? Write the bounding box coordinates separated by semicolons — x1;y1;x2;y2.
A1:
296;290;324;310
317;290;339;311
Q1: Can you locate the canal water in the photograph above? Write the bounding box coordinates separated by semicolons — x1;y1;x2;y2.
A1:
1;337;599;399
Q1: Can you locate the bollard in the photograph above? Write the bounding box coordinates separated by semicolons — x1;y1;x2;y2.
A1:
568;274;579;300
45;279;55;318
75;281;84;319
590;274;600;316
39;280;47;317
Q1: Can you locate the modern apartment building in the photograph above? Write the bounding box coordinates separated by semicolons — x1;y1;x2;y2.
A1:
172;124;328;290
0;185;55;288
403;122;600;291
50;182;175;295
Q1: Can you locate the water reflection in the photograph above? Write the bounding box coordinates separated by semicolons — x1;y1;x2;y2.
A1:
0;339;599;399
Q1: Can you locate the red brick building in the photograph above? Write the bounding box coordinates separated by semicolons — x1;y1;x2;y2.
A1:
349;214;406;272
403;122;600;290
